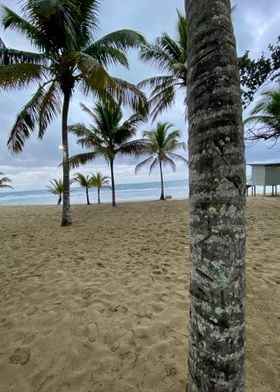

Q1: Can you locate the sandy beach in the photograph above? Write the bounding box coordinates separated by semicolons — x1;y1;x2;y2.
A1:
0;198;279;392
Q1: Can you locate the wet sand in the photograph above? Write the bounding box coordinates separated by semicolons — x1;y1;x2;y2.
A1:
0;198;279;391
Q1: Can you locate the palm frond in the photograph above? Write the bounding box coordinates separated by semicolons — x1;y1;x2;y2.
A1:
117;139;151;156
72;172;92;187
72;52;115;92
68;152;97;168
177;10;187;54
0;63;46;90
46;178;63;194
7;81;55;153
38;81;61;138
135;156;154;174
140;40;176;72
1;5;43;48
84;44;128;68
94;29;146;51
149;85;177;121
149;157;159;174
68;122;92;139
167;152;188;165
107;77;148;116
0;173;13;189
163;156;176;172
0;47;46;66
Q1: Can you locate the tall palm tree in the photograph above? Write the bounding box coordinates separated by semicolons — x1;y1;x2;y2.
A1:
139;10;187;120
90;171;110;204
135;122;187;200
46;179;63;205
0;172;13;189
186;0;246;390
244;88;280;144
69;95;147;207
71;173;93;205
0;0;147;226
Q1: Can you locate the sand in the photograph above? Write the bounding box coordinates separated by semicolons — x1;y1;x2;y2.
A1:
0;198;279;392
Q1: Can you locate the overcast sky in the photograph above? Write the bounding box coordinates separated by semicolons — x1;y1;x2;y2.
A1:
0;0;280;191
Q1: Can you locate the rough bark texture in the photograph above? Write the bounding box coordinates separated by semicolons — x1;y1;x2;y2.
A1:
159;160;165;200
186;0;246;391
61;90;72;226
110;159;116;207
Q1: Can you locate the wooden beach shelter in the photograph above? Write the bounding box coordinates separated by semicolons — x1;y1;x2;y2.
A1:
248;162;280;196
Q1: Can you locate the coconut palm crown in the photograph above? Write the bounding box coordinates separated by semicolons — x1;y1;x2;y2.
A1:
68;95;148;206
46;179;63;205
139;10;187;120
245;88;280;144
0;0;147;225
0;172;13;189
90;172;110;204
135;122;188;200
71;173;93;205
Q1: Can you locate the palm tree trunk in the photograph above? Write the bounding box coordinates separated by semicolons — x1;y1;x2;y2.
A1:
98;188;101;204
110;159;116;207
159;160;165;200
58;194;62;205
186;1;246;391
61;89;72;226
86;187;90;205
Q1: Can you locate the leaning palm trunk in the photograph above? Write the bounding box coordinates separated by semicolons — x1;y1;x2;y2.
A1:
159;160;165;200
110;159;116;207
61;90;72;226
97;188;101;204
186;0;246;390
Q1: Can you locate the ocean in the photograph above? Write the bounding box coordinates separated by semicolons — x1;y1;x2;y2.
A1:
0;179;189;205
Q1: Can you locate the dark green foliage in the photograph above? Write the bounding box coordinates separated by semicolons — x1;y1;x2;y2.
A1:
239;37;280;108
0;172;13;189
244;88;280;143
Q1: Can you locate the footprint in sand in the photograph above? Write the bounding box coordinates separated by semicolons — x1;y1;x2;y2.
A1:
55;382;71;392
108;305;128;314
9;347;30;365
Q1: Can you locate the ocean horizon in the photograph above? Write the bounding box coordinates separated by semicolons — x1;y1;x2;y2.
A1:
0;179;189;206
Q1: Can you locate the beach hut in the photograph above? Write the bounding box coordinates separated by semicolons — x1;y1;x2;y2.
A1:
248;162;280;196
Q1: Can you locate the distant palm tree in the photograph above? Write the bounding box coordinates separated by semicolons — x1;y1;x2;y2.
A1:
135;122;187;200
69;95;147;206
139;10;187;120
90;172;110;204
72;173;93;205
0;172;13;189
0;0;147;226
245;89;280;144
46;179;63;205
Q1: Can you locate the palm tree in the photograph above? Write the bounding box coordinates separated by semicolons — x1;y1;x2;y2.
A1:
90;172;110;204
139;10;187;120
244;88;280;144
135;122;187;200
71;173;93;205
0;172;13;189
69;95;147;207
186;0;246;390
0;0;147;226
46;179;63;205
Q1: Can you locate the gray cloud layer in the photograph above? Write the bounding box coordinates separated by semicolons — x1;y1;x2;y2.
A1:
0;0;280;190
